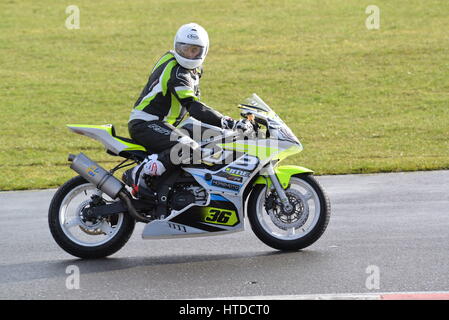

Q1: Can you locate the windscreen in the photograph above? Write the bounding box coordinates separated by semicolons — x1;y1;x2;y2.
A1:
239;94;300;144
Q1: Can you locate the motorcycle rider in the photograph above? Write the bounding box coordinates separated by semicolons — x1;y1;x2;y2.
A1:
125;23;251;193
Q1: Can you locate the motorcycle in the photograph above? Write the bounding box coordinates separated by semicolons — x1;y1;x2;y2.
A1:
48;94;331;259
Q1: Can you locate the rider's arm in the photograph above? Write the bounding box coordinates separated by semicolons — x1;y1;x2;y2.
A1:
169;66;225;127
183;99;223;127
170;86;224;127
168;65;249;131
184;100;250;132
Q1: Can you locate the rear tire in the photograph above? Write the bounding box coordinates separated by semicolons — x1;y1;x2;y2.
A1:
248;174;330;251
48;176;135;259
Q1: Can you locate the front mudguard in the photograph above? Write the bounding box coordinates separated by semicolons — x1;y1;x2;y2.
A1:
253;165;314;189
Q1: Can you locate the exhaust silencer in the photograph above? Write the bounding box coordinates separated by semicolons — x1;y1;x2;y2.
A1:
68;153;124;199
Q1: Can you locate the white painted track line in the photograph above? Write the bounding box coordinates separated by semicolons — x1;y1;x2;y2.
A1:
204;291;449;300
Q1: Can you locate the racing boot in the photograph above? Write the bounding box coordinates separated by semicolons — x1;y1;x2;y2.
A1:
122;154;166;199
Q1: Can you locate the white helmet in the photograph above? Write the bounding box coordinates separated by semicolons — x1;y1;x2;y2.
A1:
173;23;209;70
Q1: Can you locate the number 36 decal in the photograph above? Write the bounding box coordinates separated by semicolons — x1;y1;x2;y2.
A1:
203;208;239;226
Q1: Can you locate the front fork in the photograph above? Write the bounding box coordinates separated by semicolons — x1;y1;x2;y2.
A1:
265;163;294;213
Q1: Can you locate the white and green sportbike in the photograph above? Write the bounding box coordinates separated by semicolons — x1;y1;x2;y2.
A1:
49;94;331;259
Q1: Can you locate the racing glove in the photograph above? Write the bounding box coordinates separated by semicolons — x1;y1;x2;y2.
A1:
221;117;253;134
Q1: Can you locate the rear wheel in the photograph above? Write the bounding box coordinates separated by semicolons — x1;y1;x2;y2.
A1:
48;176;135;259
248;174;330;251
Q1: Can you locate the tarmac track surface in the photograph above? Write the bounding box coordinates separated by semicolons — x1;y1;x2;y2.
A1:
0;170;448;299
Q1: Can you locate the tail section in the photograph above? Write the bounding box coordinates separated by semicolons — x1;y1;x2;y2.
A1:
67;124;146;155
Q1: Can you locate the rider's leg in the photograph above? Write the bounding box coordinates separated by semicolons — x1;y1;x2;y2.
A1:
125;120;198;193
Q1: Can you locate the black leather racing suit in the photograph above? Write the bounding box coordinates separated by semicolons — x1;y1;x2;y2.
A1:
128;51;224;170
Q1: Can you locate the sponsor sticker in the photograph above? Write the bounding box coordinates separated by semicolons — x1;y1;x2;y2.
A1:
202;207;239;226
225;167;251;177
86;165;100;177
211;179;240;191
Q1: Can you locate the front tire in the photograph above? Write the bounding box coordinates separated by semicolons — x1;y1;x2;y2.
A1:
48;176;135;259
248;174;330;251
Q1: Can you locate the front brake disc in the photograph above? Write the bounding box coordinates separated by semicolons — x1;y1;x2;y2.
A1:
267;189;309;230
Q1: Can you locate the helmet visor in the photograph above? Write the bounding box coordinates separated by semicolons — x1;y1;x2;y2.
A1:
175;42;206;60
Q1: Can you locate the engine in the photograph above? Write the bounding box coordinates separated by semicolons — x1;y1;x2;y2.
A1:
170;184;207;211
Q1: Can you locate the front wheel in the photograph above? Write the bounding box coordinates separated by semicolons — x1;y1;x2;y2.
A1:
248;174;330;251
48;175;135;259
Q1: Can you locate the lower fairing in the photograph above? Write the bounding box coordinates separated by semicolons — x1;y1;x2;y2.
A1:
141;220;244;239
141;192;247;239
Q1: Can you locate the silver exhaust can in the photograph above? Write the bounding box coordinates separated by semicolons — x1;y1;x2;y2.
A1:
68;153;124;199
